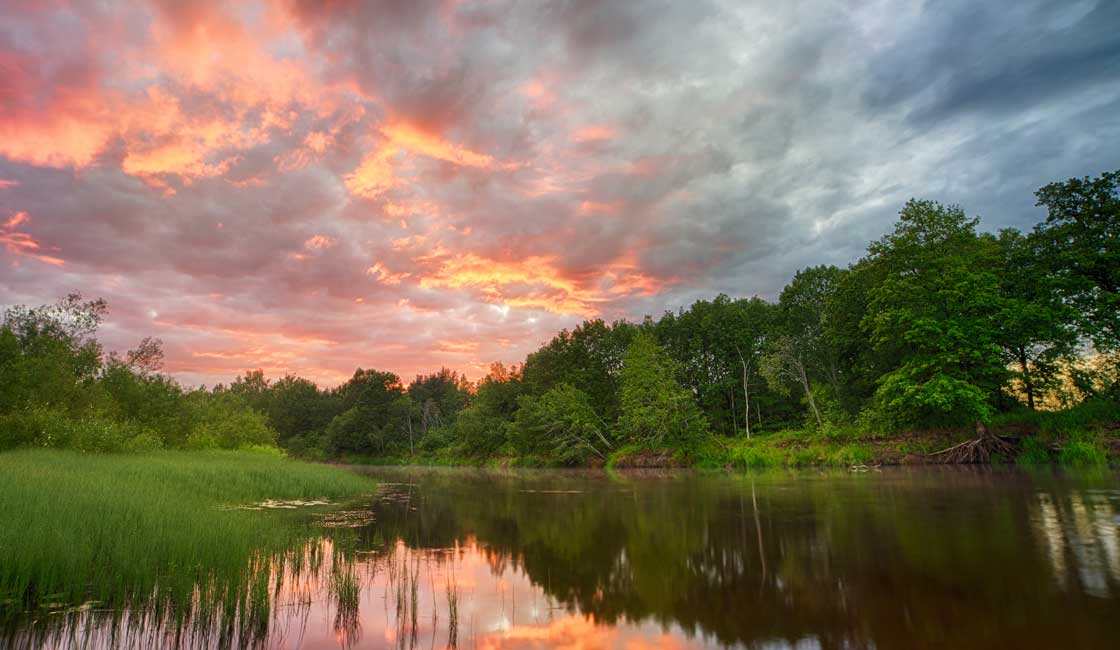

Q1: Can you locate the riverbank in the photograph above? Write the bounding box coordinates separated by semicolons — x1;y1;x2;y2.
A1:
332;408;1120;470
0;449;375;625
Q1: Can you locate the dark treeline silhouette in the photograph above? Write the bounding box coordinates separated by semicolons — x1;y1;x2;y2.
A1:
1;170;1117;461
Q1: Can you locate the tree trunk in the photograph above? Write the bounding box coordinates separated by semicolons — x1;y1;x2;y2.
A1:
407;410;414;456
735;345;751;439
729;387;737;437
1018;348;1036;410
797;358;823;429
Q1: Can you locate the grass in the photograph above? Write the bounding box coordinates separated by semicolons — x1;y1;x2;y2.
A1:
1058;435;1109;467
0;448;375;631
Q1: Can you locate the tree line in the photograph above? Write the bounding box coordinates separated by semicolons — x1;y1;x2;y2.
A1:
1;169;1116;461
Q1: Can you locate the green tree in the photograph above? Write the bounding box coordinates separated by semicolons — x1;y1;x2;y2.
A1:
0;294;108;414
408;368;472;433
326;368;406;455
862;200;1006;426
265;374;336;447
995;229;1079;409
1033;169;1120;350
522;319;635;422
618;333;707;447
655;295;776;438
763;266;847;429
513;384;612;464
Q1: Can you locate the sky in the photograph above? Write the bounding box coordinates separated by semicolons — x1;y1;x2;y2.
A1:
1;0;1118;387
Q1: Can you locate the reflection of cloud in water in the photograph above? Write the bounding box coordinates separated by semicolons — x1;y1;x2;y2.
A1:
1033;490;1120;598
272;540;747;650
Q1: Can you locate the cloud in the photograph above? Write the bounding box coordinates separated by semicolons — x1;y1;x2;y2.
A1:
2;0;1118;386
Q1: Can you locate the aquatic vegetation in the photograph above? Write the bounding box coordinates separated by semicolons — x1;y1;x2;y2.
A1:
0;449;374;637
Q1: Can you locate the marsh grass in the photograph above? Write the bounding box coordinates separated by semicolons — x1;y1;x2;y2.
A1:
0;449;374;642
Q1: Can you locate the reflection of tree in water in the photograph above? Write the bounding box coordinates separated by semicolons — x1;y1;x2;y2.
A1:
365;467;1120;650
1034;489;1120;598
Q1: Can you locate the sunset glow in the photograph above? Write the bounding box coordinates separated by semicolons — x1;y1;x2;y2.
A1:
2;0;1116;386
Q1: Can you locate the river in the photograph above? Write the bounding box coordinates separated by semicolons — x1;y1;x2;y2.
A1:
11;466;1120;649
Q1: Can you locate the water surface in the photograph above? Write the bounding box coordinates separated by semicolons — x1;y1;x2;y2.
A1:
12;466;1120;649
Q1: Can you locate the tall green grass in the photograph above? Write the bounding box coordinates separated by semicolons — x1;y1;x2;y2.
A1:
0;449;374;637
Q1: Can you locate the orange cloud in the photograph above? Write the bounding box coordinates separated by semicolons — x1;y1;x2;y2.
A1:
435;339;480;354
346;122;515;200
0;211;64;267
345;146;402;199
578;200;624;215
574;125;614;143
383;122;503;168
304;235;336;250
366;262;411;285
0;102;113;169
418;252;599;315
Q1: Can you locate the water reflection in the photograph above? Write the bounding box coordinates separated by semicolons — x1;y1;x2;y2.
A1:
7;467;1120;649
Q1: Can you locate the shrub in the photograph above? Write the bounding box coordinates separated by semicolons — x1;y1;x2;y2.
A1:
185;393;276;449
123;431;164;452
68;416;134;452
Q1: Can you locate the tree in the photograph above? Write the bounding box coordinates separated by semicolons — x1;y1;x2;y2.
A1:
763;266;846;429
861;200;1005;427
326;368;406;455
514;384;612;465
995;229;1079;409
655;295;775;438
229;369;271;412
522;319;635;422
183;392;276;449
125;337;165;375
761;335;824;429
618;333;707;447
0;294;108;414
408;368;471;433
265;374;335;446
1033;169;1120;350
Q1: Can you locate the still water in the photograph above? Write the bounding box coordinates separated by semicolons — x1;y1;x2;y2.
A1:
12;466;1120;649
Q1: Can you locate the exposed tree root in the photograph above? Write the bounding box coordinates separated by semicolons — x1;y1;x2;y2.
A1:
927;422;1017;464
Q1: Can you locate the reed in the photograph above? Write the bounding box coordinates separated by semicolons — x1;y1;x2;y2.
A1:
0;448;374;631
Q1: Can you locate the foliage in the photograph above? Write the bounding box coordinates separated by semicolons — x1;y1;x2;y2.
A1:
862;200;1006;427
1033;169;1120;351
513;384;612;465
618;333;708;448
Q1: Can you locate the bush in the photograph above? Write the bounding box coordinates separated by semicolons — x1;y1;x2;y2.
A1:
0;406;72;450
0;407;163;453
123;431;164;452
185;393;276;449
68;416;134;452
